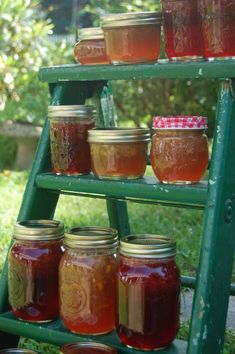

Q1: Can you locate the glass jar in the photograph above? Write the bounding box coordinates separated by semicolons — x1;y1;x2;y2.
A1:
48;105;95;175
8;220;64;323
150;116;209;184
117;235;180;351
101;12;162;64
74;27;109;65
59;227;118;335
162;0;204;61
60;342;117;354
88;128;150;179
0;350;38;354
199;0;235;59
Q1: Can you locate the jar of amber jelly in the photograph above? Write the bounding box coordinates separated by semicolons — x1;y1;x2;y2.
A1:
88;128;150;179
8;220;64;323
150;116;209;184
199;0;235;59
59;227;118;335
48;105;95;175
74;27;109;65
117;235;180;351
60;342;117;354
101;12;162;64
162;0;203;61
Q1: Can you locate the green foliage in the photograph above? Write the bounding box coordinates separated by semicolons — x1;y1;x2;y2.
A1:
0;137;17;169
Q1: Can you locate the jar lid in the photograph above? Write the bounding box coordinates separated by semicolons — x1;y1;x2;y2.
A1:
64;226;118;249
119;235;176;258
48;105;96;118
13;220;64;241
78;27;104;40
60;342;116;354
88;128;151;143
101;11;162;28
152;116;208;130
0;350;38;354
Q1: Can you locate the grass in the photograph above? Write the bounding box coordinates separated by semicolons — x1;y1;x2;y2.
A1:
0;171;234;353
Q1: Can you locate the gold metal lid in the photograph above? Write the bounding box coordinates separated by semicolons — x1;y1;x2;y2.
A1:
13;220;64;241
88;128;151;143
0;350;38;354
101;11;162;28
48;105;96;118
60;342;116;354
78;27;104;40
64;226;118;249
120;235;176;258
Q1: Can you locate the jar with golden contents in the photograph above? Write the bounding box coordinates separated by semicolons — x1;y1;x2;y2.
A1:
59;227;118;335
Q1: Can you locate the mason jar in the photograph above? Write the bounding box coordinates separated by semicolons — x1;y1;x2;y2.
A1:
59;227;118;335
150;116;209;184
60;342;117;354
48;105;95;175
0;350;38;354
8;220;64;323
117;235;180;351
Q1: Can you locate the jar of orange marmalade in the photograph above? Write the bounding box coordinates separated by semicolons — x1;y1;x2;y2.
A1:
101;12;162;64
59;227;118;335
150;116;209;184
60;342;117;354
74;27;109;65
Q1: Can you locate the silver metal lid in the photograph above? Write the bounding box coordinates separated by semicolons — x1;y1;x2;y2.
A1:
60;342;116;354
78;27;104;40
13;220;64;241
0;350;38;354
101;11;162;28
64;226;118;249
120;235;176;259
88;128;151;143
48;105;96;118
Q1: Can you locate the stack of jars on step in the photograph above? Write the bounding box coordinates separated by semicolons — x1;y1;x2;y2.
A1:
74;0;235;64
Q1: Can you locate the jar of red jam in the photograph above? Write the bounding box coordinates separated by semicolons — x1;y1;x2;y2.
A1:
8;220;64;323
199;0;235;59
162;0;204;61
101;12;162;64
48;105;95;175
74;27;109;65
88;128;150;179
59;227;118;335
117;235;180;351
150;116;209;184
60;342;117;354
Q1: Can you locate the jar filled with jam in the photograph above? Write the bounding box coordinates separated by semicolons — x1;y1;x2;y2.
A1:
60;342;117;354
74;27;109;65
199;0;235;59
48;105;95;175
150;116;209;184
162;0;204;61
101;12;162;64
8;220;64;323
88;128;150;179
59;227;118;335
117;235;180;351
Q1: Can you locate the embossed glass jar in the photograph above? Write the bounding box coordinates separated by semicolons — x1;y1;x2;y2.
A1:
60;342;117;354
8;220;64;323
59;227;118;335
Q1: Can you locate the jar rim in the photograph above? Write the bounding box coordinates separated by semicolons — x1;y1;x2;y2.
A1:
78;27;104;40
88;128;151;143
0;350;38;354
101;11;162;28
13;220;64;241
60;342;115;354
48;105;96;118
152;116;208;130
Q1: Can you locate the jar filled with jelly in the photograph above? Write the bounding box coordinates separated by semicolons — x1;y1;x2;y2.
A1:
48;105;95;175
88;128;150;179
74;27;109;65
8;220;64;323
199;0;235;59
150;116;209;184
60;342;117;354
101;12;162;64
117;235;180;351
59;227;118;335
162;0;203;61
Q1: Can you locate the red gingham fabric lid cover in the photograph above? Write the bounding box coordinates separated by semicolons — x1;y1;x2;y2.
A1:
152;116;208;129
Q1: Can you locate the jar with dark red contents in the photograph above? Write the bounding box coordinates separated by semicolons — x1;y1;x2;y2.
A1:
162;0;203;61
48;105;95;175
199;0;235;59
60;342;117;354
150;116;209;184
74;27;109;65
59;227;118;335
117;235;180;351
8;220;64;323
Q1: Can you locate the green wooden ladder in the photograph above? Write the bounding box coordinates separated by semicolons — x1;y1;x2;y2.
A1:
0;60;235;354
